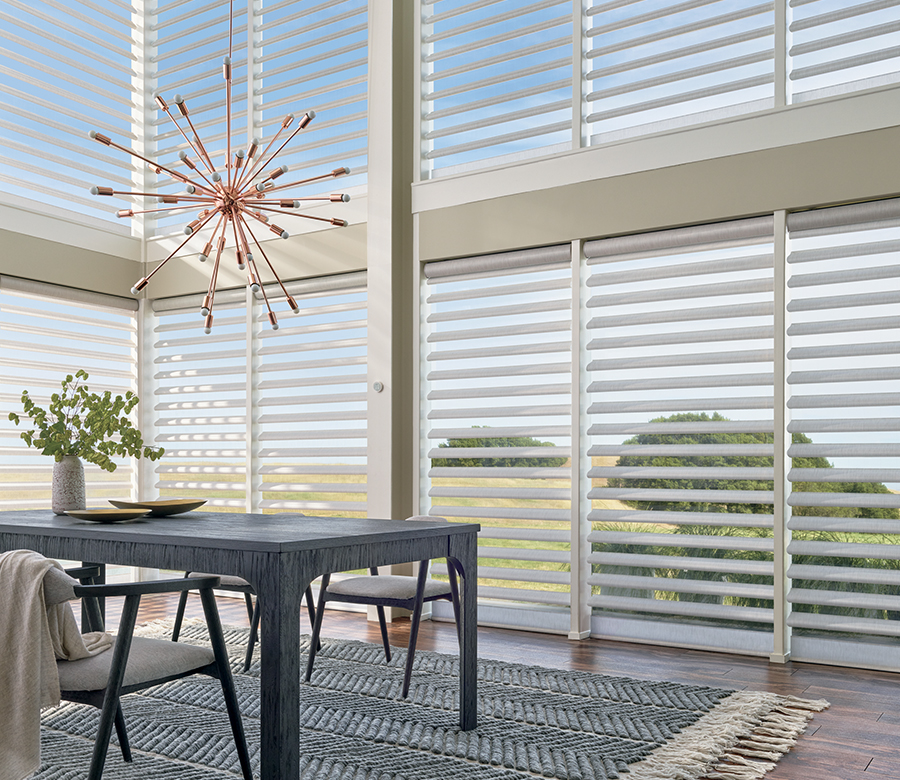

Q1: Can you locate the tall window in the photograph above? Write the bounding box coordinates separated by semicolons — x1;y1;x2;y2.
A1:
585;0;775;144
152;290;249;510
151;0;368;237
584;218;777;653
151;272;367;514
421;246;573;632
0;277;139;509
788;0;900;102
419;0;574;178
256;273;368;517
0;0;135;226
785;199;900;668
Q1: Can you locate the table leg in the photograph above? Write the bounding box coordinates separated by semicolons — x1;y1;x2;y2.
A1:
448;531;478;730
257;555;306;779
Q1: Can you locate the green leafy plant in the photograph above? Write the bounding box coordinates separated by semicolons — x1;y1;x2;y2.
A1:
7;369;164;472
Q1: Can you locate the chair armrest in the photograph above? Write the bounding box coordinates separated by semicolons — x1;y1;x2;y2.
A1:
73;575;220;598
64;565;102;582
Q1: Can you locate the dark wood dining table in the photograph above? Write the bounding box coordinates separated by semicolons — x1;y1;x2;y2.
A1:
0;509;480;779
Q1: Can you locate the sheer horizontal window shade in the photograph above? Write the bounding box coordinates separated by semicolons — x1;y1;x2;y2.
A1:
585;0;775;145
255;0;368;199
255;272;367;516
152;296;248;510
0;281;138;510
785;197;900;641
0;0;135;225
151;0;248;235
420;0;573;177
584;218;777;637
423;245;573;614
788;0;900;102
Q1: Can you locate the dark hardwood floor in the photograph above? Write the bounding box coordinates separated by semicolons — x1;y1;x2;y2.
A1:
104;593;900;780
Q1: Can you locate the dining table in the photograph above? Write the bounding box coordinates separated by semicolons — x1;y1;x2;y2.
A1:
0;509;480;779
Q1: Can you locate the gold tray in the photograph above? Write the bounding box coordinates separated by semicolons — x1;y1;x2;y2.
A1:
66;508;150;523
108;498;207;517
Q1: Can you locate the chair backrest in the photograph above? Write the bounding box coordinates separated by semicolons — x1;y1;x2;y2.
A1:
407;515;447;524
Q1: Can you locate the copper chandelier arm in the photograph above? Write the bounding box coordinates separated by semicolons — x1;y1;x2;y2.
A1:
179;151;220;192
242;112;315;193
91;187;217;201
236;216;263;295
249;203;348;227
131;207;220;294
155;95;217;176
255;166;350;196
243;217;296;311
116;203;209;218
234;115;294;192
90;131;214;194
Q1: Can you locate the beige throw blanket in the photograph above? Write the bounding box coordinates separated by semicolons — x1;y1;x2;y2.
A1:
0;549;113;780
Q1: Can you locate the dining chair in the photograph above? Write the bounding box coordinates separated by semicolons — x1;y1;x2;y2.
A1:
172;569;318;671
46;564;253;780
304;516;461;698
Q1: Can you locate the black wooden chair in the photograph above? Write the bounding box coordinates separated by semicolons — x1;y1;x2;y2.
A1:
304;516;461;698
47;564;253;780
172;569;317;671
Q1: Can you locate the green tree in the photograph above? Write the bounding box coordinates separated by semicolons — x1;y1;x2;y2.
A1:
607;411;898;519
431;425;566;468
598;412;900;618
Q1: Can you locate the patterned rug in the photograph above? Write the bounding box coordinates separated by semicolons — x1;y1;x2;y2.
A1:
36;620;827;780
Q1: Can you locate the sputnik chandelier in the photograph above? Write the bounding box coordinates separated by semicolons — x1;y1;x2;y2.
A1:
89;1;349;333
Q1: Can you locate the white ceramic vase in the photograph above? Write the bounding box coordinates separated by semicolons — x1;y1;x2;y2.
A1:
52;455;86;515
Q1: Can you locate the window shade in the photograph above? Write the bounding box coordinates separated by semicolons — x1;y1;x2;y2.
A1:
152;293;249;510
422;245;573;629
584;217;777;652
256;272;367;516
420;0;573;178
785;199;900;655
255;0;368;197
0;278;139;509
151;0;248;235
585;0;775;145
788;0;900;102
0;0;136;226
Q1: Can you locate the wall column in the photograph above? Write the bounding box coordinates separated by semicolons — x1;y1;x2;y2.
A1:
366;1;416;527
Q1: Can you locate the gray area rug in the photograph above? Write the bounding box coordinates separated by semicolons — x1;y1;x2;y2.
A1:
36;620;827;780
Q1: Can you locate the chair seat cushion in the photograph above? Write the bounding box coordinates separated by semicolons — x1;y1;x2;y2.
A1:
327;575;451;601
58;636;215;692
187;572;252;591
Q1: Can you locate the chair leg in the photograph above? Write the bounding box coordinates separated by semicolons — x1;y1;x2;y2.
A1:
304;584;322;652
88;594;140;780
447;561;462;649
401;561;430;698
375;606;392;662
114;704;132;762
305;573;330;682
199;588;253;780
243;592;254;622
171;572;190;642
243;598;260;672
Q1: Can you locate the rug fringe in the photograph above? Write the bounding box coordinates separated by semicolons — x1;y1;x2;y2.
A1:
626;690;828;780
